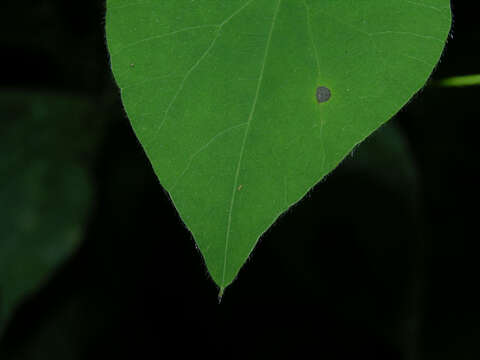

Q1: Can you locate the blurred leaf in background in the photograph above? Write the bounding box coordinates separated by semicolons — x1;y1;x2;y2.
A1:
250;120;423;357
0;92;103;334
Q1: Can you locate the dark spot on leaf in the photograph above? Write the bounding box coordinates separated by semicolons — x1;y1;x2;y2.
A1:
316;86;331;103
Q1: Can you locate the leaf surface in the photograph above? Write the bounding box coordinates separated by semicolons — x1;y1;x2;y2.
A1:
0;92;95;333
106;0;451;291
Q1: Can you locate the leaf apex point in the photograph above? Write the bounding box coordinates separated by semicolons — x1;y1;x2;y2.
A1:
218;288;224;304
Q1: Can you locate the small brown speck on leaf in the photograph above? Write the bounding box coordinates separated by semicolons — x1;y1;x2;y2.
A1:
238;185;243;191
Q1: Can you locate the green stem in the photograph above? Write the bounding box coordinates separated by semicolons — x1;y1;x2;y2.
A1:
437;74;480;87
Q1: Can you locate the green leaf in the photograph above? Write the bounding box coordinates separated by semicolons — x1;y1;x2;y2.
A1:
0;92;96;333
106;0;451;292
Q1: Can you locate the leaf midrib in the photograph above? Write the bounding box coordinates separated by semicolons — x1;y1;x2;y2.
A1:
221;0;283;291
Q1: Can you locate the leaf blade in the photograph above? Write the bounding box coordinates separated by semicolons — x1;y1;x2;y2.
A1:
106;0;451;290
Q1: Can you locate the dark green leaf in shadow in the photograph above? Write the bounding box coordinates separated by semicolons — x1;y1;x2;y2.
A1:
0;92;99;334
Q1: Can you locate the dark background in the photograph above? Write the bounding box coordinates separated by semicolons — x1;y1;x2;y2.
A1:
0;1;479;359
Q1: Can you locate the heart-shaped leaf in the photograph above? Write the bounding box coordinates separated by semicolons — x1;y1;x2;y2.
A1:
106;0;451;293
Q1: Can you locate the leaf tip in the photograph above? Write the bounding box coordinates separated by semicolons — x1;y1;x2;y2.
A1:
218;287;225;304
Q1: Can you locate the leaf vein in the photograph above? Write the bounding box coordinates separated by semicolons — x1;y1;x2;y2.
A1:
170;122;248;191
111;25;218;55
221;0;282;290
156;0;256;135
